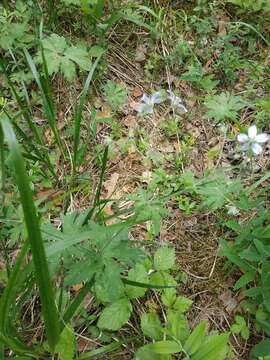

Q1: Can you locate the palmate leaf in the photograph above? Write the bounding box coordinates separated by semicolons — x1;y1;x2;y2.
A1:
38;34;92;80
204;92;245;122
198;172;242;211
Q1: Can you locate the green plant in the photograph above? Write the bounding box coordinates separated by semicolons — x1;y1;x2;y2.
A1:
204;92;245;123
227;0;270;12
103;80;127;112
230;315;250;340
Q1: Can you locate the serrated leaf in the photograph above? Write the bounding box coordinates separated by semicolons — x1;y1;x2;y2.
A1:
161;288;177;308
184;320;207;355
140;312;163;340
154;247;175;271
55;325;75;360
125;264;149;299
61;58;76;81
173;296;193;313
167;310;189;342
97;299;132;331
95;260;124;303
204;92;245;122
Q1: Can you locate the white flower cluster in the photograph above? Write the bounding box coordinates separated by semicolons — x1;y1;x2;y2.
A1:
135;90;188;115
237;125;268;155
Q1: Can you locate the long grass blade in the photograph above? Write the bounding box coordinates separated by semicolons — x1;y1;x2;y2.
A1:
73;55;103;177
0;117;60;350
60;279;94;331
82;146;109;225
0;241;29;333
23;49;64;155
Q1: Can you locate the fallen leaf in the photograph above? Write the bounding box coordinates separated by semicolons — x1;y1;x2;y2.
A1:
132;86;143;98
135;44;147;62
220;290;238;312
104;173;120;199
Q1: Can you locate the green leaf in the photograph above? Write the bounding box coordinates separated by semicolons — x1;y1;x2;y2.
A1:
234;271;256;290
154;247;175;271
144;341;182;354
191;333;229;360
250;340;270;358
184;320;207;355
135;346;172;360
95;260;124;303
140;313;163;340
161;288;177;308
125;264;149;299
40;34;92;80
103;80;127;111
55;325;75;360
167;310;189;343
0;117;60;350
204;92;245;122
173;296;193;313
97;299;132;331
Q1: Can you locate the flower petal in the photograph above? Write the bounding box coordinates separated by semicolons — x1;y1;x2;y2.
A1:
251;143;263;155
141;94;150;104
248;125;257;139
237;134;249;143
151;91;165;104
255;133;268;143
240;143;250;151
177;103;188;113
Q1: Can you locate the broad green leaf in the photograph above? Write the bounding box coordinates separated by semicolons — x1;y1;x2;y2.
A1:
250;340;270;358
173;296;193;313
167;310;189;343
125;264;149;299
234;271;256;290
150;272;177;290
154;247;175;271
184;320;207;355
95;260;124;303
140;313;163;340
161;288;177;308
191;333;229;360
135;346;172;360
55;325;75;360
97;299;132;331
144;340;182;354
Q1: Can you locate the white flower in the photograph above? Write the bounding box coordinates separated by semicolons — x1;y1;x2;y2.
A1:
237;125;268;155
226;205;240;216
167;90;188;113
135;91;165;114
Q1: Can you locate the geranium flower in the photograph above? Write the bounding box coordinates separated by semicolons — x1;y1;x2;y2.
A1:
135;91;165;114
237;125;268;155
167;90;188;113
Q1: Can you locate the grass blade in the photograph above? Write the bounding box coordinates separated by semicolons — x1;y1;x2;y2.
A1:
23;48;64;155
73;55;103;177
0;241;29;333
0;116;60;350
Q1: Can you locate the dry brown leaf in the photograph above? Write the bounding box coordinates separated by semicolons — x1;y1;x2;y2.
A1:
104;173;120;199
132;86;143;98
220;290;238;312
135;44;147;62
